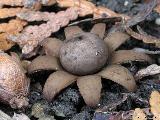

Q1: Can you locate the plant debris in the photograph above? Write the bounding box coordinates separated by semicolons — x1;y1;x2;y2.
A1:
0;0;56;9
132;108;147;120
135;64;160;80
8;0;131;54
0;19;27;50
150;91;160;120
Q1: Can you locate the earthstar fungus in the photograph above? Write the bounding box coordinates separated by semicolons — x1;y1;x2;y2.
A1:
0;51;29;108
28;23;152;107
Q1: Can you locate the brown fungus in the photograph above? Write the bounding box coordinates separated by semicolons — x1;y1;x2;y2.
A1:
0;52;29;109
59;32;109;75
27;23;153;107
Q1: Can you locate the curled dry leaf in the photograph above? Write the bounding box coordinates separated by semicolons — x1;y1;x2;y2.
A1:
150;91;160;120
104;32;130;52
28;55;61;74
0;52;29;109
111;50;153;64
132;108;147;120
41;38;63;57
43;71;77;101
98;65;136;92
77;75;102;107
135;64;160;80
125;27;160;48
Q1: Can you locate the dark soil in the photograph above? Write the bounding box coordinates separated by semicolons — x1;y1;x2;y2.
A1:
1;0;160;120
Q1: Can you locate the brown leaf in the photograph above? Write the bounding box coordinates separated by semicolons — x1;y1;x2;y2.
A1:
43;71;77;101
77;75;102;107
150;91;160;120
132;108;147;120
135;64;160;80
98;65;137;92
125;27;160;48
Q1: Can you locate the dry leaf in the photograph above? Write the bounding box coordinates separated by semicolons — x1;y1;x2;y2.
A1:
135;64;160;80
150;91;160;120
132;108;147;120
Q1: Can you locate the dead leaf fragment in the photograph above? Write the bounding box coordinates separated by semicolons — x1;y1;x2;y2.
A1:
125;27;160;48
77;75;102;107
98;65;137;92
150;91;160;120
28;55;61;74
135;64;160;80
132;108;147;120
43;71;77;101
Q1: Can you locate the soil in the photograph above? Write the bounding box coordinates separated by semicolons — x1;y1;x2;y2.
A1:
1;0;160;120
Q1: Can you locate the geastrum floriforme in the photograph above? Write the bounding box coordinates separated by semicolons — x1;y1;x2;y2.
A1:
28;23;152;107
